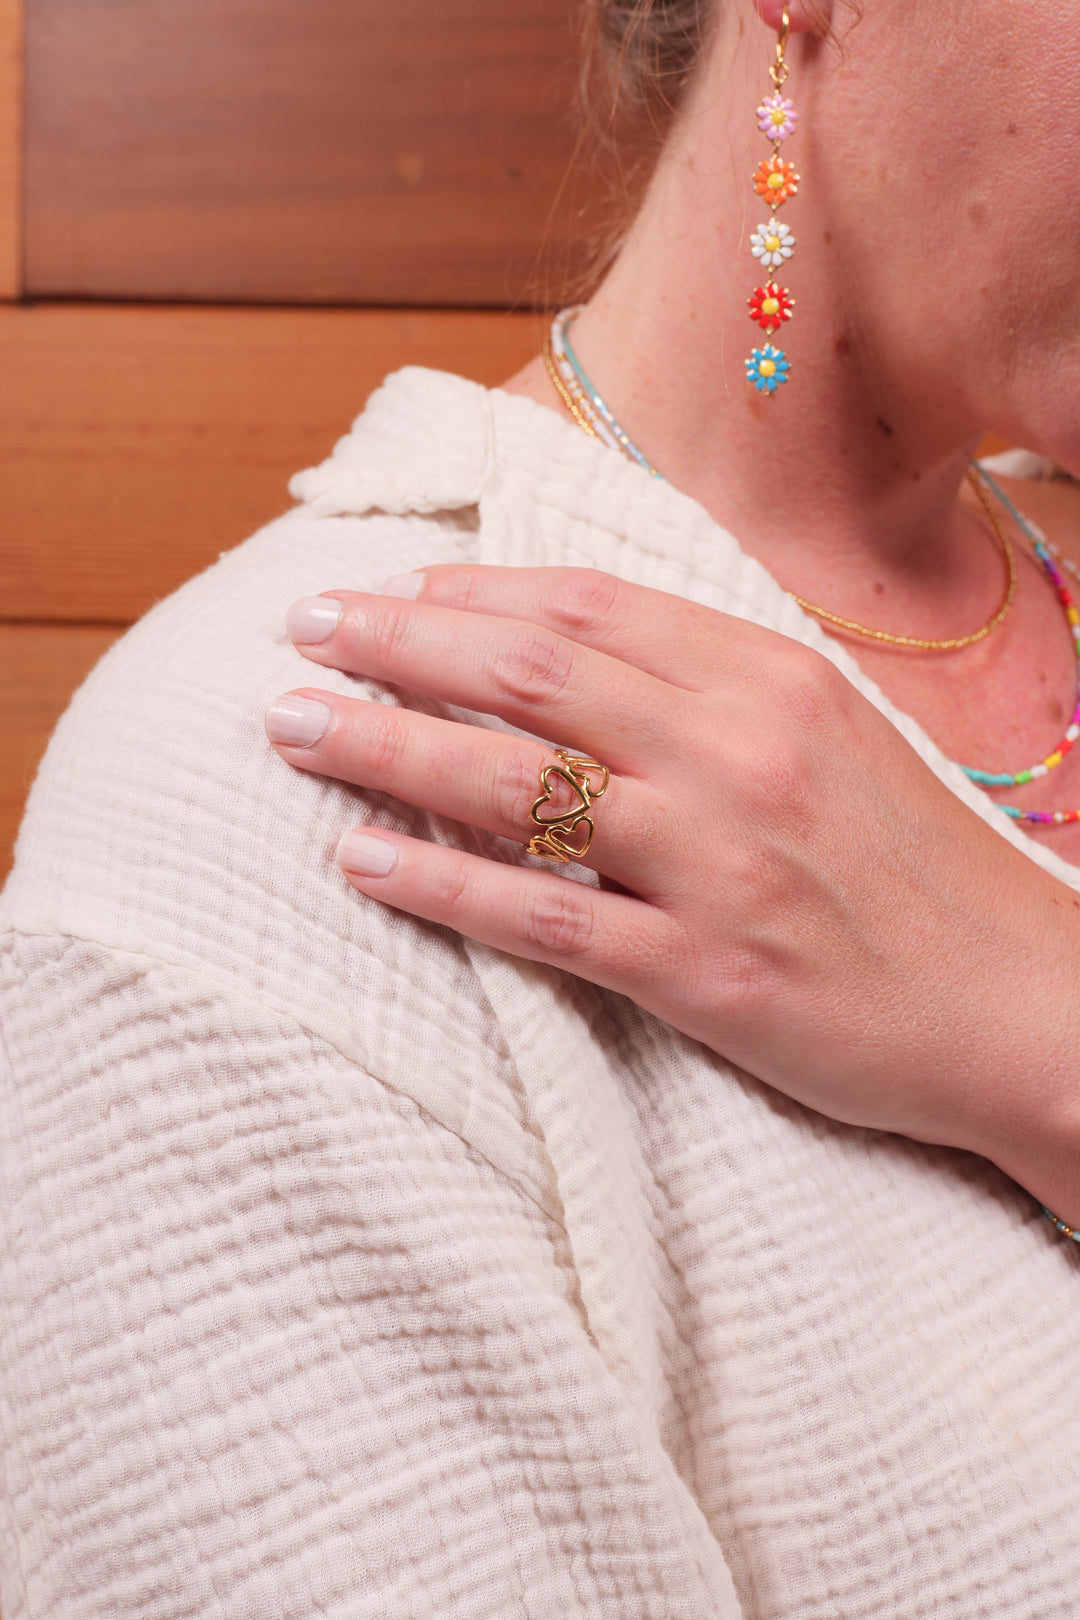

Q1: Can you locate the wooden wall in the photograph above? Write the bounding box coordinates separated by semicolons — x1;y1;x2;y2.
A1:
0;0;1016;882
0;0;19;299
1;0;599;878
24;0;595;305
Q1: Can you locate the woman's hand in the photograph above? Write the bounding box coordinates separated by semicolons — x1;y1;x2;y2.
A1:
266;565;1080;1219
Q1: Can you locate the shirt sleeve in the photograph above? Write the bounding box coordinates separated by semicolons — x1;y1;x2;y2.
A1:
0;931;724;1620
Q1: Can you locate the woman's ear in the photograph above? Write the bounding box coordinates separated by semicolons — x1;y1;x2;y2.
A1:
752;0;834;33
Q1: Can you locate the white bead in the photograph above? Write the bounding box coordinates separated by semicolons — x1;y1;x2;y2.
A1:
1031;764;1049;778
1056;812;1066;822
1067;725;1080;741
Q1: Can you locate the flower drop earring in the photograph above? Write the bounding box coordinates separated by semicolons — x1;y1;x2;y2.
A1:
746;8;799;395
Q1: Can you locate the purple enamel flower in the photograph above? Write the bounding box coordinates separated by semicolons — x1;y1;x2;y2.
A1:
756;92;798;143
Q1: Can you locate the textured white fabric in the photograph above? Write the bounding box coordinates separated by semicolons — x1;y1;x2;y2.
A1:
2;367;1079;1619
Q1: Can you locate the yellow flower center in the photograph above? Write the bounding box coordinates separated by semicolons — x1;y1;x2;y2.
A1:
770;109;786;126
767;172;786;190
765;234;781;251
759;359;777;377
762;297;780;315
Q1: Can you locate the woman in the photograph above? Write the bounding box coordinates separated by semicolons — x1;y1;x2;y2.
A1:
1;1;1078;1614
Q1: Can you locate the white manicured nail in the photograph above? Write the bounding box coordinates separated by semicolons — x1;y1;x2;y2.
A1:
337;830;399;877
378;573;424;600
265;695;331;746
287;596;343;644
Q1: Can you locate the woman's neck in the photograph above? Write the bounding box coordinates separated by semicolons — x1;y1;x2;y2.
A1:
505;22;1000;642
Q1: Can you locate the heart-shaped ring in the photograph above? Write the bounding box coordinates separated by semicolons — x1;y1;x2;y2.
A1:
529;764;592;827
526;749;609;863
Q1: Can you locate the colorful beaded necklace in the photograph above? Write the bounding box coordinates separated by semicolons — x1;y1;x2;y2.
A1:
971;468;1080;825
548;308;1014;649
544;316;1080;826
544;314;661;479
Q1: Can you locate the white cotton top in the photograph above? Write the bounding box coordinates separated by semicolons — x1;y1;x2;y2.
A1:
1;368;1079;1620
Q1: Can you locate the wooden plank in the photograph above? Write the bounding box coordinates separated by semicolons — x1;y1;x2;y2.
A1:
0;0;21;298
0;302;540;623
0;622;122;880
25;0;602;306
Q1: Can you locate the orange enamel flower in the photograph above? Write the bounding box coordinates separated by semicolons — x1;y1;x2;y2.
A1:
753;153;800;207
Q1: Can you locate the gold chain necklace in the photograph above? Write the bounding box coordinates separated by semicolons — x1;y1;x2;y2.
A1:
788;472;1018;651
544;308;1018;651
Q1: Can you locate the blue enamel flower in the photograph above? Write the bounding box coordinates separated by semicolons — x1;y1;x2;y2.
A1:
745;344;790;394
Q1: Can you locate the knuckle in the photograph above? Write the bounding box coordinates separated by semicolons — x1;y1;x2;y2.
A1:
359;707;409;779
431;854;471;917
429;569;485;613
487;749;541;829
774;644;841;727
367;601;415;669
491;628;577;708
545;569;623;636
516;883;596;958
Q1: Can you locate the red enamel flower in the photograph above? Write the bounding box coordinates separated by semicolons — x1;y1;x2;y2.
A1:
748;282;794;334
753;153;800;207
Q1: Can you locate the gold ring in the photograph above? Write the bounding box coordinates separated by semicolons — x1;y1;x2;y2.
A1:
526;749;610;863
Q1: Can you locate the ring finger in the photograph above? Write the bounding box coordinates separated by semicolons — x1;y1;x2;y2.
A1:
264;688;671;894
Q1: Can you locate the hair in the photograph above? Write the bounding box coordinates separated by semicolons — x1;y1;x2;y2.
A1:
529;2;708;307
581;0;711;137
581;0;857;134
533;0;854;307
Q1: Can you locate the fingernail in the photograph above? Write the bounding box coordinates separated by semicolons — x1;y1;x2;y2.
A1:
337;829;399;877
287;596;343;644
265;695;331;747
378;572;424;600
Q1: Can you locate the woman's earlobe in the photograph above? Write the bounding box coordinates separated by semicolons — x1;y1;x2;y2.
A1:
752;0;834;34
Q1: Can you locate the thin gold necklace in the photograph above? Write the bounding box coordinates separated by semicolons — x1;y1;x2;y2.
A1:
788;472;1018;652
545;307;1018;651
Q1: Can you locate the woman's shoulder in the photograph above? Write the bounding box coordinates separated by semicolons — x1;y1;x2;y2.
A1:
0;423;482;1009
4;363;500;918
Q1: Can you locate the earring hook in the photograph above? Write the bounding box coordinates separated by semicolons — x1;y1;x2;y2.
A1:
770;8;791;88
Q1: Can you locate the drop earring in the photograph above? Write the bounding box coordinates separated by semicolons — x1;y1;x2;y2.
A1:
746;7;799;395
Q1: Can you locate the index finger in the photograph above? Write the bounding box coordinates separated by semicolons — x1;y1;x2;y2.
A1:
380;565;758;692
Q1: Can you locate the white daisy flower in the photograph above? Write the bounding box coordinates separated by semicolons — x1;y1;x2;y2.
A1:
750;218;796;269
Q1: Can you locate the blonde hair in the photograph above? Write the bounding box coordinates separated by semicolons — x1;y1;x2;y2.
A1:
582;0;857;131
582;0;711;133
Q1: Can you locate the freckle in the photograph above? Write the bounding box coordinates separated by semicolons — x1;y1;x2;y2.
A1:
1038;669;1048;685
1007;121;1019;136
873;581;884;595
968;200;987;227
824;230;833;245
1047;694;1064;725
876;416;894;438
834;333;851;357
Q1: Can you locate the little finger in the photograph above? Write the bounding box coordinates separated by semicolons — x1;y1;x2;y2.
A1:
334;825;681;1007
